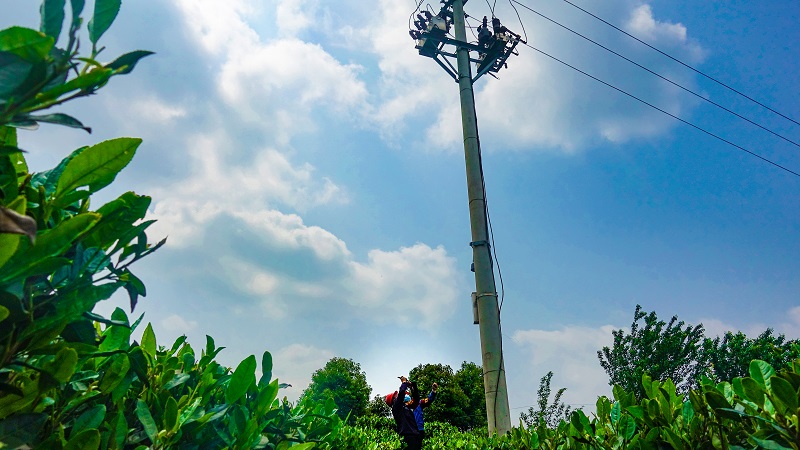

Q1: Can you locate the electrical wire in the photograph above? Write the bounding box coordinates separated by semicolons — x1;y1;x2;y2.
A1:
508;0;528;43
551;0;800;128
510;0;800;151
408;0;425;31
520;41;800;178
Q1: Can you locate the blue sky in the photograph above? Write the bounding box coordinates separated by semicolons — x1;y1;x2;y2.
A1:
4;0;799;414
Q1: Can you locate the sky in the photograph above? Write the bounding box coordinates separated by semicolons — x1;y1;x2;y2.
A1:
3;0;799;416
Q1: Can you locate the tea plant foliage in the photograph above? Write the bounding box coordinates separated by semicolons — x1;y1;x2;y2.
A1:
0;2;347;448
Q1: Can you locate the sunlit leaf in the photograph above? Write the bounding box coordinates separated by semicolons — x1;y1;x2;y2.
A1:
141;323;156;357
226;355;257;404
0;27;54;62
55;137;140;200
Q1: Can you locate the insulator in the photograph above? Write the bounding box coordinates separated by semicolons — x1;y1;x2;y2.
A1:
409;30;421;40
423;11;433;20
414;20;425;30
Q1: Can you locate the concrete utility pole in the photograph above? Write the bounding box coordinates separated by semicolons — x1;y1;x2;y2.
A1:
451;0;511;435
409;0;523;436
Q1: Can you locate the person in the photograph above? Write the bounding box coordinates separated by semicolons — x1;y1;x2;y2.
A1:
385;376;421;450
413;382;438;440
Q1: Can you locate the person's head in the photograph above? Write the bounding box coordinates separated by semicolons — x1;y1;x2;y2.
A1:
385;391;398;406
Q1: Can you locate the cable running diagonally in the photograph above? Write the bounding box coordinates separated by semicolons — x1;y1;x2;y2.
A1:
551;0;800;127
521;42;800;178
510;0;800;151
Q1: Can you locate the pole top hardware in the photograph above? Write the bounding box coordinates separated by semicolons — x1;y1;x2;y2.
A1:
469;240;490;247
410;1;522;83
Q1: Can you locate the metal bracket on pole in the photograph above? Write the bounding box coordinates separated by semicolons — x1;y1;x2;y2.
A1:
411;2;522;84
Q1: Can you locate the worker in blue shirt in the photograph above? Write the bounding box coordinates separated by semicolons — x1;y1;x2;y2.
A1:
386;376;421;449
414;382;438;439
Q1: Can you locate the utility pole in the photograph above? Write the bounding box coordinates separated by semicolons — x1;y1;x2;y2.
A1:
409;0;523;436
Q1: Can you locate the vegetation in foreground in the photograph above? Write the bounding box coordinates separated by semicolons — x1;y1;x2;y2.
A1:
1;1;798;448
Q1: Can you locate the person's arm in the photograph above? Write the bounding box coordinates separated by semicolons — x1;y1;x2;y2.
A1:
425;382;438;408
393;377;411;410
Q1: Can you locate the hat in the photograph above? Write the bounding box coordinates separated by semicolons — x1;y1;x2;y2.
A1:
385;391;397;406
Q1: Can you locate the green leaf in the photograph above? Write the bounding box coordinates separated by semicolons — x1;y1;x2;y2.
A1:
769;376;798;414
0;212;99;283
55;137;141;202
83;192;151;249
0;305;8;322
0;27;54;62
681;401;694;424
704;390;731;410
99;310;132;353
749;436;793;450
617;414;636;440
662;428;685;450
128;346;150;387
71;405;106;439
741;377;766;407
164;396;178;432
259;350;273;386
36;68;112;103
88;0;121;44
21;283;119;348
226;354;257;404
28;113;91;133
0;51;33;99
610;401;621;424
105;50;154;75
135;399;157;443
749;360;775;389
0;413;47;449
257;378;280;416
64;428;100;450
109;411;128;449
40;0;67;41
141;322;156;357
99;353;130;393
44;346;79;383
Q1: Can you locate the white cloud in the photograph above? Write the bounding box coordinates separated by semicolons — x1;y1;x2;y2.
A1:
159;313;199;333
779;307;800;338
276;0;318;37
352;0;706;152
272;343;335;401
625;5;705;62
174;0;368;144
129;96;187;122
512;325;617;406
345;243;460;326
700;306;800;339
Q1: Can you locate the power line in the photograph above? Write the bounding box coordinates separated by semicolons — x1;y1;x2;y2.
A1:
552;0;800;128
507;0;528;43
510;0;800;151
520;42;800;178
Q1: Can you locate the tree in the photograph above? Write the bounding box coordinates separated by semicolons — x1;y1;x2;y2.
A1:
698;329;800;383
520;371;572;428
302;357;371;424
366;393;391;418
597;305;705;399
408;361;487;430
